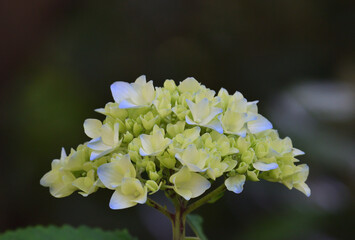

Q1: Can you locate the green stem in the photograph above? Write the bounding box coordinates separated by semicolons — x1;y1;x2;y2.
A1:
184;184;226;216
172;204;186;240
146;198;173;221
146;185;226;239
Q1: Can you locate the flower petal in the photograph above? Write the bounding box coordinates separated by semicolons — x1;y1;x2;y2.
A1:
247;114;273;134
203;118;223;134
97;163;123;189
110;81;135;103
109;189;137;210
253;161;278;171
87;138;112;151
225;174;246;194
119;100;140;109
292;148;305;156
294;182;311;197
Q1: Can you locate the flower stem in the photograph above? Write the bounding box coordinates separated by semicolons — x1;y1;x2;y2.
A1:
146;198;173;221
146;184;226;239
184;184;226;216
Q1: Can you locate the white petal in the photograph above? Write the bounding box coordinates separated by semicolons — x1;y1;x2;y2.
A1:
186;163;207;172
201;107;223;125
253;161;278;171
84;119;102;139
247;100;259;114
135;75;147;85
204;118;223;134
109;189;137;210
292;148;305;156
247;114;273;134
97;163;123;189
133;187;147;204
139;148;150;156
60;147;67;159
186;99;198;121
225;175;246;194
119;100;140;109
87;138;112;151
140;134;154;155
90;148;113;161
110;81;135;103
194;98;210;121
182;172;211;199
94;108;106;114
185;115;197;125
294;182;311;197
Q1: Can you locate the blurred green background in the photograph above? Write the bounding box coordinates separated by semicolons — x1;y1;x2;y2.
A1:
0;1;354;239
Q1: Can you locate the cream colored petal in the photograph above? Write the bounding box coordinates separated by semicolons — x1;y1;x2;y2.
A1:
225;175;246;194
84;119;102;139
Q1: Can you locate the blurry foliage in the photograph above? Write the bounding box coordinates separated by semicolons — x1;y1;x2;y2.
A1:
0;225;136;240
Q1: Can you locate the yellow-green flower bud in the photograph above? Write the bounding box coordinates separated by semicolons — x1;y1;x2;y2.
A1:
157;152;176;169
164;79;177;92
145;180;160;194
141;111;160;131
247;170;259;181
241;149;255;165
72;169;98;197
133;122;143;136
236;136;251;153
236;162;248;174
146;161;156;172
125;119;134;131
167;121;185;138
149;171;160;181
123;131;134;143
255;142;269;158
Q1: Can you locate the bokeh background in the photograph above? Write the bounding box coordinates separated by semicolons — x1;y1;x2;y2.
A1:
1;1;354;239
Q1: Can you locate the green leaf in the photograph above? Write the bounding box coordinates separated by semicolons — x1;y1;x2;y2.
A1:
0;225;136;240
186;214;208;240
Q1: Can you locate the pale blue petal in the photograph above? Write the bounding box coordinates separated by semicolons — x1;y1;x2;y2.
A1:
185;115;197;125
204;118;223;134
110;81;134;103
253;162;278;171
139;148;150;156
248;114;273;134
109;189;137;210
119;100;139;109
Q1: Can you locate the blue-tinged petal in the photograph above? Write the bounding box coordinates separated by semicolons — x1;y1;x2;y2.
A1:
185;115;197;125
139;148;150;156
110;81;135;103
247;114;273;134
60;147;67;159
119;100;140;109
204;118;223;134
294;182;311;197
225;175;246;194
201;107;223;125
109;189;137;210
253;161;278;171
87;138;112;151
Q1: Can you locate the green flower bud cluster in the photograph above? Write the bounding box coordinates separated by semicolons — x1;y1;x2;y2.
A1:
41;75;310;210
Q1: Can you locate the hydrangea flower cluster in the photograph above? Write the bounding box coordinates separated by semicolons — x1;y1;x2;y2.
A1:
41;76;310;211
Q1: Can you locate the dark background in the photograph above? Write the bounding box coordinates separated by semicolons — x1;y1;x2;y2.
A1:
0;1;354;239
